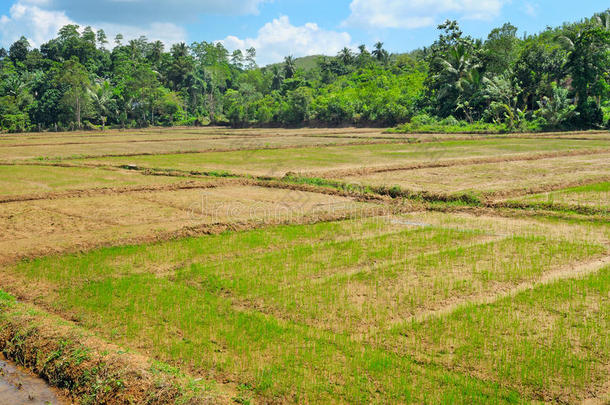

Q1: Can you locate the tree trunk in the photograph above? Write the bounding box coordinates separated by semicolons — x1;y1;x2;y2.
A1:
76;96;81;129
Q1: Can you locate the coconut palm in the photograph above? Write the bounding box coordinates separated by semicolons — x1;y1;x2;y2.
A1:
283;55;296;79
88;81;115;130
372;42;389;64
338;47;354;66
271;65;283;90
434;43;482;120
148;40;164;66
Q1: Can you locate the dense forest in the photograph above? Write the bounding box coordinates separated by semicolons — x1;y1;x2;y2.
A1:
0;10;608;133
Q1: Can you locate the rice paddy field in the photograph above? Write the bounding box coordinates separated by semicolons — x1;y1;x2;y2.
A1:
0;127;608;404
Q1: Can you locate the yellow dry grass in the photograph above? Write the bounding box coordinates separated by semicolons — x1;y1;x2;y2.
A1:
0;185;376;264
340;153;610;197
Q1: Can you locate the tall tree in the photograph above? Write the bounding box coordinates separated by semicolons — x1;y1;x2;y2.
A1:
372;42;389;64
9;37;30;63
283;55;296;79
59;58;91;128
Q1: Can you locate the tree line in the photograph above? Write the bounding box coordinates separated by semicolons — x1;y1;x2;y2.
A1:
0;10;608;133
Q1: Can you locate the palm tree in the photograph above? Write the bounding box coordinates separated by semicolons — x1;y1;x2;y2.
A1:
171;42;189;59
283;55;296;79
338;47;354;66
149;40;164;66
372;42;389;64
88;81;115;130
434;44;481;121
557;12;609;51
271;65;283;90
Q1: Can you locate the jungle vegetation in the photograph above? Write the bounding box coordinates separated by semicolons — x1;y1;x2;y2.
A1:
0;10;608;133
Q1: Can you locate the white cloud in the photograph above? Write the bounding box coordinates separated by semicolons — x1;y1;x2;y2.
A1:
0;2;72;47
19;0;268;25
344;0;507;29
89;23;187;47
221;16;353;65
523;2;538;17
0;1;186;48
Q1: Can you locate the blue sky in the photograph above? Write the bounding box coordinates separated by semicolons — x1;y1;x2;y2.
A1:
0;0;608;65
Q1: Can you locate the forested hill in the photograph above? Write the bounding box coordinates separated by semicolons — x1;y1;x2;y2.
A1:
0;10;609;133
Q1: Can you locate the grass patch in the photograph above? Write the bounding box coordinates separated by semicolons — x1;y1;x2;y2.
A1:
0;165;189;197
392;266;610;403
7;216;606;402
57;273;523;404
70;138;610;176
508;181;609;212
0;294;222;404
389;121;509;134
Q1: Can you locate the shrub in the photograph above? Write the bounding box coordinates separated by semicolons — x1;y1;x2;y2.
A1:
574;98;604;129
0;113;30;133
534;84;578;130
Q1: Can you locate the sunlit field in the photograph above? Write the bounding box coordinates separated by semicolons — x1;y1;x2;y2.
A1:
0;128;608;404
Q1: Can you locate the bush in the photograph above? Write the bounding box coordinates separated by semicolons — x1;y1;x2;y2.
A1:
574;99;604;129
410;113;435;126
0;113;30;133
439;115;459;126
82;120;99;130
534;84;577;130
603;105;610;128
389;117;508;134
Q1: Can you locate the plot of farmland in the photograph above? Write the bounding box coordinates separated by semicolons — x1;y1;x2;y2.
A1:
71;137;610;176
393;265;610;403
0;128;609;404
337;153;610;198
4;213;608;403
505;181;610;212
0;184;376;264
0;164;207;199
0;127;393;161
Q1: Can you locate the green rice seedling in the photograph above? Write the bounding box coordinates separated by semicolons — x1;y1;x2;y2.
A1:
391;266;610;403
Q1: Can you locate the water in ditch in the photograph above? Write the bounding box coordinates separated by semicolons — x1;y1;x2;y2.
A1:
0;353;68;405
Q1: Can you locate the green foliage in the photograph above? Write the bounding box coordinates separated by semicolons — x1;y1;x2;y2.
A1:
535;83;578;129
0;10;608;132
0;289;16;305
391;114;508;134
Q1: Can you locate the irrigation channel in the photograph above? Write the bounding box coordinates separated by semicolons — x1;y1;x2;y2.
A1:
0;353;67;404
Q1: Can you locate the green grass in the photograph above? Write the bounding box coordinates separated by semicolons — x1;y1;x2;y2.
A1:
511;181;610;211
392;266;610;403
0;288;15;304
13;218;402;284
0;165;190;197
59;274;523;404
7;215;607;403
70;138;610;176
389;121;509;134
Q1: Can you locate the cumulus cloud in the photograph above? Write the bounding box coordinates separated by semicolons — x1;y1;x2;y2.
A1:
0;0;268;48
18;0;268;25
221;16;353;66
0;2;72;47
0;0;187;48
344;0;506;29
